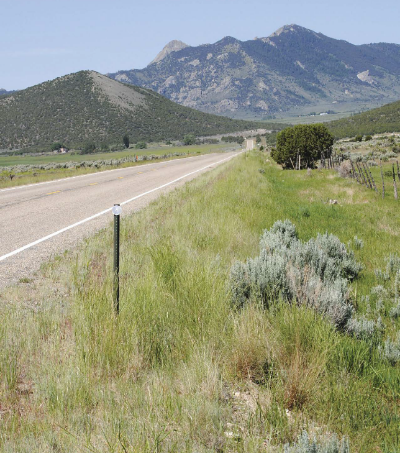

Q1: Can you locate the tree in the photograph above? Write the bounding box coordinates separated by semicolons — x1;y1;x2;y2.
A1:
51;142;63;151
123;134;130;148
80;142;96;154
271;124;334;169
183;134;196;145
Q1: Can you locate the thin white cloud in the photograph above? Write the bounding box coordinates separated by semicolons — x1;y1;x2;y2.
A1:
0;48;74;57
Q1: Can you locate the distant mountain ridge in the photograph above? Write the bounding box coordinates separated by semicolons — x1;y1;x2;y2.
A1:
0;89;15;96
107;24;400;119
0;71;259;150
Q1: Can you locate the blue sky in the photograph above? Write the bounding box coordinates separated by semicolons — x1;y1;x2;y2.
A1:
1;0;399;90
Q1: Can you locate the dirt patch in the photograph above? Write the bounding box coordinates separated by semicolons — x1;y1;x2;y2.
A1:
377;222;400;236
299;186;370;204
90;72;146;112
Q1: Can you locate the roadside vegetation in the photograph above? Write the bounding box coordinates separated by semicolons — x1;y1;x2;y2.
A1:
1;151;399;452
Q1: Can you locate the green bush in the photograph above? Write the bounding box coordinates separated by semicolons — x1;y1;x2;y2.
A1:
135;141;147;149
51;142;63;151
80;142;96;154
271;124;333;169
183;134;196;145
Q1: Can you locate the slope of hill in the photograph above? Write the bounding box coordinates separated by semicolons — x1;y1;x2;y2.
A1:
327;99;400;138
107;24;400;119
0;71;261;150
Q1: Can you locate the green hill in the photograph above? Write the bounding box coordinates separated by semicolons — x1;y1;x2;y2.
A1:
328;99;400;138
0;71;262;150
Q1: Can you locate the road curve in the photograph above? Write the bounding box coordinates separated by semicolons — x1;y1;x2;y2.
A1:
0;151;240;288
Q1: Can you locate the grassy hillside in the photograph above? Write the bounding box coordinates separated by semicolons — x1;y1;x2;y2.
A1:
328;99;400;138
0;71;261;150
1;152;399;452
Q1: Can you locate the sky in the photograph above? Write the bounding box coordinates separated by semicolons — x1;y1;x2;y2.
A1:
1;0;400;91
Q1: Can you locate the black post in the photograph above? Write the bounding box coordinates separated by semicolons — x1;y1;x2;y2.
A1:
113;204;121;314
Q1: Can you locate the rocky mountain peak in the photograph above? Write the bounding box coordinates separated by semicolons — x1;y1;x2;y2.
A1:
150;40;189;65
215;36;240;45
267;24;314;38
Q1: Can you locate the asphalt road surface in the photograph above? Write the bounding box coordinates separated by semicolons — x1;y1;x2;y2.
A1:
0;151;240;288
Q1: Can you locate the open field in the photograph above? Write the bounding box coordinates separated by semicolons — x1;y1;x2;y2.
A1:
274;112;351;125
1;151;399;452
0;143;237;189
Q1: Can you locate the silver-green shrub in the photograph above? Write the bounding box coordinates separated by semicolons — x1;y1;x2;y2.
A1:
346;315;383;341
352;236;364;250
230;220;361;328
382;333;400;364
386;255;400;275
284;431;350;453
389;271;400;318
376;255;400;281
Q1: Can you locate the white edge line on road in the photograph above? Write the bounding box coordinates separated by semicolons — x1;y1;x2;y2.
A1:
0;152;215;193
0;152;241;262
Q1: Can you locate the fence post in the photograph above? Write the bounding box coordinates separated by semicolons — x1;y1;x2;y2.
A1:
380;160;385;199
112;204;122;314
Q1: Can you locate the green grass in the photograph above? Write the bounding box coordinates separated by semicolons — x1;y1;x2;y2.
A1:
1;152;399;451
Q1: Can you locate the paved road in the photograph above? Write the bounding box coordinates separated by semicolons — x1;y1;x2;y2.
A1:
0;152;240;288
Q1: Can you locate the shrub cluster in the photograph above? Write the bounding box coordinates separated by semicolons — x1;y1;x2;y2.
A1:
342;148;399;164
284;431;349;453
230;220;361;328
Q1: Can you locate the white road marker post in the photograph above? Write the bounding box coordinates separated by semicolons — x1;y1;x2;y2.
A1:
112;204;122;314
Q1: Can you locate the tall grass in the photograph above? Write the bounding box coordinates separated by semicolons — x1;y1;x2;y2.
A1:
0;151;399;451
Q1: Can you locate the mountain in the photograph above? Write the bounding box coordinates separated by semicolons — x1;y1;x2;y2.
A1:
0;70;260;150
0;89;14;96
327;99;400;138
107;25;400;119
